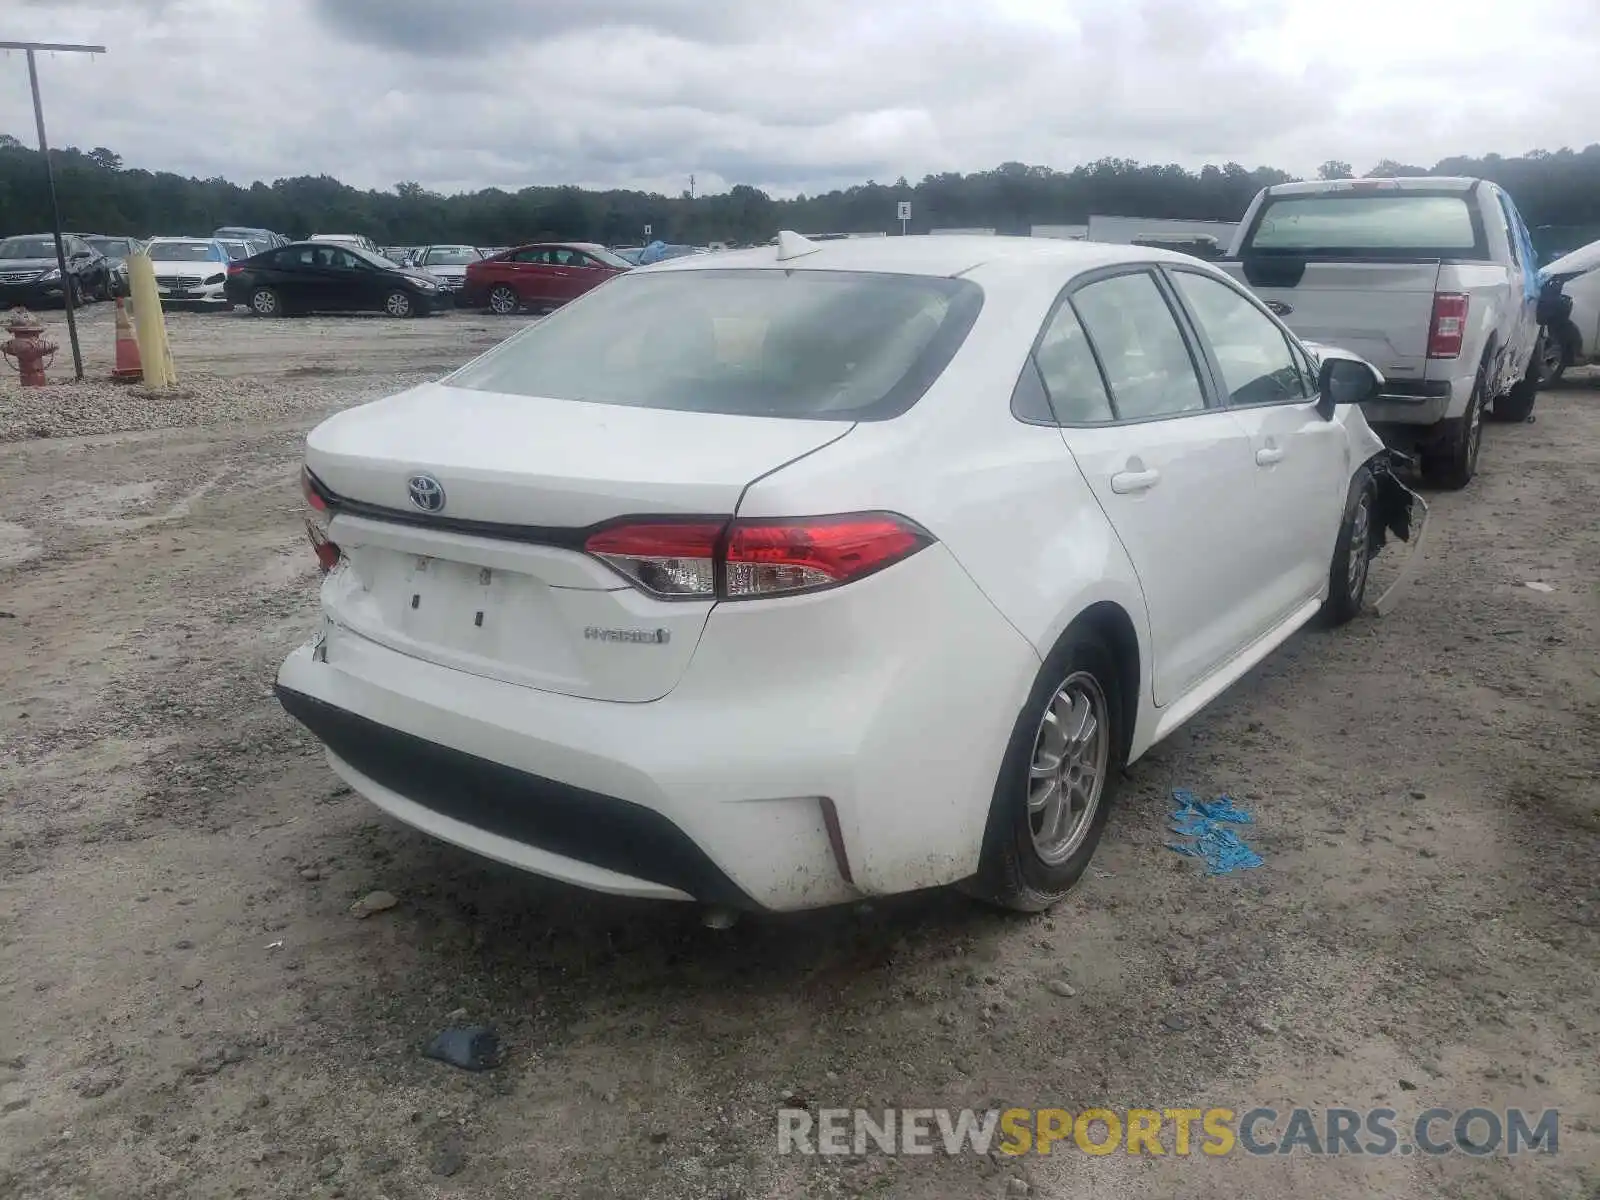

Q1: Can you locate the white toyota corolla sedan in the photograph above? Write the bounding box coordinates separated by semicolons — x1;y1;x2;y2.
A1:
277;232;1412;915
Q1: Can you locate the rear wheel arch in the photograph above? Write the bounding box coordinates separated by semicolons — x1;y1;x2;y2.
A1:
1056;601;1140;765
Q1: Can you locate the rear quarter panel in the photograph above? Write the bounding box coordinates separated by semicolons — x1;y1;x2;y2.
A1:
736;258;1155;749
1435;262;1514;389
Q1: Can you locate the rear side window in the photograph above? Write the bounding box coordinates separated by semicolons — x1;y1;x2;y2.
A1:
1246;193;1481;256
1070;272;1207;420
449;269;984;422
1032;302;1114;423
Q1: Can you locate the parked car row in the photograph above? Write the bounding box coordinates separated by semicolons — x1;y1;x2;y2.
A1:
1538;238;1600;383
0;232;118;307
225;240;449;317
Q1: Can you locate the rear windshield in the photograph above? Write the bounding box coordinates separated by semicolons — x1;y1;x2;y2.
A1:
448;269;984;421
1246;193;1482;256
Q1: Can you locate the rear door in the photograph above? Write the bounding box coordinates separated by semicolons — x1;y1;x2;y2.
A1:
271;246;319;308
1042;268;1263;705
506;247;553;304
1168;267;1350;626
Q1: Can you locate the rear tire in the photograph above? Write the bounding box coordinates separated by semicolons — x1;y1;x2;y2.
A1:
1491;336;1541;423
488;285;519;315
1421;369;1483;490
249;287;284;318
1321;465;1376;626
967;631;1125;913
1537;328;1569;386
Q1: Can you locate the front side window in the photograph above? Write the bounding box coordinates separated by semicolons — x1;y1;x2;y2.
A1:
511;248;550;265
1070;272;1207;420
1171;271;1310;405
449;268;983;422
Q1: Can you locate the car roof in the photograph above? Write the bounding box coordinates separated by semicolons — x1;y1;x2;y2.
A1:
644;232;1208;278
505;241;606;252
1263;177;1481;197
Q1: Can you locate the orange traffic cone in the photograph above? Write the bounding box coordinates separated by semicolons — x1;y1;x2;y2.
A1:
111;297;142;382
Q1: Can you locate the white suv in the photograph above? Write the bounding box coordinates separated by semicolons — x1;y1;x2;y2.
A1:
278;233;1413;914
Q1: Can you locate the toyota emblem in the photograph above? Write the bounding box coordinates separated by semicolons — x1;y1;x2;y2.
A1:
407;474;446;514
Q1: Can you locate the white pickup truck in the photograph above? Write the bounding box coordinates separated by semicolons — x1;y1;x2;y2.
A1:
1220;177;1544;489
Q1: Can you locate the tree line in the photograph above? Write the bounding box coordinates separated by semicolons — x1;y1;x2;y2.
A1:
4;134;1600;254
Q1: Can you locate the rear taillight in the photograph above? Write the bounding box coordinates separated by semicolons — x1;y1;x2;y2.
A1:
584;521;720;598
226;262;244;276
302;466;329;512
306;519;340;573
1428;292;1469;359
301;468;339;571
725;516;929;597
584;513;932;600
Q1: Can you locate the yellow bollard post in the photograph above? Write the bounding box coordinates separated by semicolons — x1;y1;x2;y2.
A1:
125;251;177;388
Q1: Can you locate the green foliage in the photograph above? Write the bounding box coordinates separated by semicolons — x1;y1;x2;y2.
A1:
3;139;1600;252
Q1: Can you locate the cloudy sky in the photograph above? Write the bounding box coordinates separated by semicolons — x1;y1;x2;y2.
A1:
2;0;1596;197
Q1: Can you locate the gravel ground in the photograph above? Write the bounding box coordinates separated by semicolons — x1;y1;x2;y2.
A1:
0;312;1596;1200
0;302;531;442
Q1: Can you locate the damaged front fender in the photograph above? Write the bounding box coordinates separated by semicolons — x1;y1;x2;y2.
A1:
1366;449;1429;617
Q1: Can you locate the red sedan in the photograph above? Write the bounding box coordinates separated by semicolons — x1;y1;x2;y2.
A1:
462;242;633;315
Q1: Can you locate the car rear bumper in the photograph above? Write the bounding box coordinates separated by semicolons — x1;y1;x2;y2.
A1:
1361;374;1469;427
275;544;1038;910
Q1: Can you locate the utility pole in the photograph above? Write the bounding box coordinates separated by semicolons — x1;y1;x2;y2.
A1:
689;174;696;200
1;40;108;381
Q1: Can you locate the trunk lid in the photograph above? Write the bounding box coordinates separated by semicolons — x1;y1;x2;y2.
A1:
308;381;853;702
1220;259;1443;382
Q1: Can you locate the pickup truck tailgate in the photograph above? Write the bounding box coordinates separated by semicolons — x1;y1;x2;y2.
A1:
1220;260;1442;381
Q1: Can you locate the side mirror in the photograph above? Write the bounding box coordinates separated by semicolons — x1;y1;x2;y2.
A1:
1316;356;1382;419
70;249;91;261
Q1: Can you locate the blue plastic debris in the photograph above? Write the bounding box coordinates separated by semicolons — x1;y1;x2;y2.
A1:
1168;789;1264;875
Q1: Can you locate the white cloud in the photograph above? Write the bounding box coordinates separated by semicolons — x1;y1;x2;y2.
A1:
0;0;1594;198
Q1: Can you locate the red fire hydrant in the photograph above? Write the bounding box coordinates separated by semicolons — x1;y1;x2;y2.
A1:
2;309;57;387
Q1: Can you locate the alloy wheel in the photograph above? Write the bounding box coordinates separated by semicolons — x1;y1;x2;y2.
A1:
1466;391;1483;472
1346;490;1372;600
386;291;412;318
1026;672;1110;865
1540;337;1565;383
252;289;276;316
489;287;517;315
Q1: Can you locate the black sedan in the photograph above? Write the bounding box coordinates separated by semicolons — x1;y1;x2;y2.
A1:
0;233;111;308
224;241;446;318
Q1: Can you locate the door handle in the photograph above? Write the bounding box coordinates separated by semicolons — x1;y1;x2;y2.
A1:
1255;446;1284;466
1110;468;1161;494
